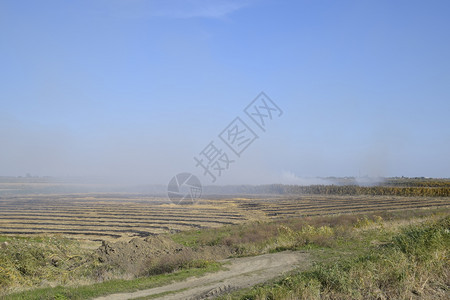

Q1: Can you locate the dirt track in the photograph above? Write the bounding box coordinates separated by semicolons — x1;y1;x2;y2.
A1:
94;251;311;300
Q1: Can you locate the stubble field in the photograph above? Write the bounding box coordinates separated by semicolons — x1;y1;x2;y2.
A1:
0;192;448;242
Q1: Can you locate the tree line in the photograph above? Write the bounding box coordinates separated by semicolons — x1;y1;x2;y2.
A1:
203;183;450;197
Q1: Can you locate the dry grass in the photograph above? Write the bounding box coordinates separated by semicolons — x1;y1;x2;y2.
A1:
221;214;449;299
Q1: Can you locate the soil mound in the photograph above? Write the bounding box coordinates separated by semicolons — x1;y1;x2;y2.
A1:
97;236;183;274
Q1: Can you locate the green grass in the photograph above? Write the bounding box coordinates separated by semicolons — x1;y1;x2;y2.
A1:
171;208;448;258
222;215;450;300
0;236;45;243
3;261;222;300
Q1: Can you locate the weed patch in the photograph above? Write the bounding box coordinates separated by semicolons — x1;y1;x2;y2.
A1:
229;215;449;299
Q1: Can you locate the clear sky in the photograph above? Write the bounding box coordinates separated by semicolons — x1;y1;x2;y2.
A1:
1;0;449;185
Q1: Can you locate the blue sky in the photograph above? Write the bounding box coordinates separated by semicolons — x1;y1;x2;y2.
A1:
1;0;449;184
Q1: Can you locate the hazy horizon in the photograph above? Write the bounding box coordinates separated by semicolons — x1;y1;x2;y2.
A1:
1;1;449;186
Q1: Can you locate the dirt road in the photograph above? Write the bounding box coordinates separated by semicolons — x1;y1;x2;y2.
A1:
94;251;311;300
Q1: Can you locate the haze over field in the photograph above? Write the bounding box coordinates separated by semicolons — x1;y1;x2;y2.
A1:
1;0;449;185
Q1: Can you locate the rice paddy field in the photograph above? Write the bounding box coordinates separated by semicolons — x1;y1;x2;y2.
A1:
0;189;448;242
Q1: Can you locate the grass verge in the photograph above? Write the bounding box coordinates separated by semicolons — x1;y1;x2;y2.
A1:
3;261;221;300
221;215;449;299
